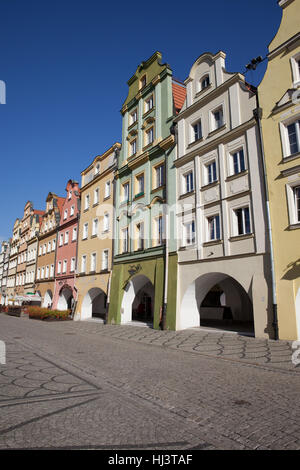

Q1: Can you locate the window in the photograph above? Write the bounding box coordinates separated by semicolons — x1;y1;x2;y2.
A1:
37;268;40;280
192;121;202;142
72;227;77;241
52;239;56;251
57;261;62;274
63;209;68;220
81;255;87;273
183;171;194;194
234;207;251;235
70;258;75;273
70;205;75;216
103;213;109;232
47;241;51;253
83;223;88;240
294;186;300;223
291;54;300;86
41;267;45;279
184;221;196;246
146;127;154;145
45;265;49;278
105;181;111;198
130;139;137;156
212;108;224;130
145;95;154;113
140;75;146;89
136;222;144;250
130;109;138;125
64;231;69;245
94;188;99;205
63;260;67;273
102;250;109;271
95;163;100;175
136;174;144;196
92;218;98;236
155;216;164;246
59;233;64;246
43;244;46;255
68;191;72;200
123;182;130;202
231;149;245;175
50;264;54;277
287;120;300;156
155;164;164;188
206;161;217;185
90;253;96;272
121;227;129;253
84;194;90;210
207;215;220;241
201;75;210;90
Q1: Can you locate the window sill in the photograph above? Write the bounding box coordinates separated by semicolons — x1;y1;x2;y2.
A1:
142;142;154;152
195;83;212;97
142;107;155;119
229;233;254;242
201;181;219;191
103;196;111;201
288;223;300;230
93;202;99;208
128;121;138;131
100;269;109;274
203;239;223;247
187;136;204;149
281;152;300;164
134;192;145;201
151;185;165;194
179;190;195;200
83;208;89;213
225;170;248;182
208;123;226;138
91;234;98;239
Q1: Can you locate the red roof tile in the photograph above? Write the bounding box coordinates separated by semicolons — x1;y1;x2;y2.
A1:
172;81;186;114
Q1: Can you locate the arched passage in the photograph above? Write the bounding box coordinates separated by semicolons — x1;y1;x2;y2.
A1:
121;274;154;326
57;286;73;311
81;287;107;321
42;290;53;308
179;272;254;334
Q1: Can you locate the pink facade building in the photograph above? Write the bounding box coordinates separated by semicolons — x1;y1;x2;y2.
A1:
52;180;80;311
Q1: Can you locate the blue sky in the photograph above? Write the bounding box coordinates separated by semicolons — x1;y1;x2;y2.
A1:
0;0;282;241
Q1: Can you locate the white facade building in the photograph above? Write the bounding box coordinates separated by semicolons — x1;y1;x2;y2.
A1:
174;51;273;338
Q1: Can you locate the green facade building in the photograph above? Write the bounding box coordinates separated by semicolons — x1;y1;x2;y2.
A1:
108;52;186;329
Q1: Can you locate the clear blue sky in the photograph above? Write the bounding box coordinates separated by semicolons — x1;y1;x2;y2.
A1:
0;0;282;241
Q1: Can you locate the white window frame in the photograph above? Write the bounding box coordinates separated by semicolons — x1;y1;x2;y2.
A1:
81;255;87;274
183;171;194;194
183;220;196;246
230;148;246;175
72;227;77;241
105;181;111;198
205;160;218;185
145;95;154;113
233;206;252;236
64;231;69;245
63;259;67;274
63;209;68;220
83;223;88;240
59;233;64;246
280;116;300;158
102;250;109;271
70;257;75;273
84;194;90;210
94;188;99;205
191;120;202;143
121;227;129;253
70;205;75;216
57;261;62;274
92;218;99;236
211;106;224;132
207;214;221;241
291;52;300;87
103;213;109;232
286;181;300;226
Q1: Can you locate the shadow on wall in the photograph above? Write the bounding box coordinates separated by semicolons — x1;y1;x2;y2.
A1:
282;258;300;281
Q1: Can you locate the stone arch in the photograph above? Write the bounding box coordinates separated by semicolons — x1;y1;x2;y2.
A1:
121;274;155;325
178;272;253;333
81;287;107;321
57;285;73;311
42;289;53;308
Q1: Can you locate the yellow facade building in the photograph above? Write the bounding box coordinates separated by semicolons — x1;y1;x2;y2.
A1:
259;0;300;340
75;143;121;321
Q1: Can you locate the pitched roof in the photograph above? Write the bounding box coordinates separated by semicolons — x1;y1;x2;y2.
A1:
172;79;186;115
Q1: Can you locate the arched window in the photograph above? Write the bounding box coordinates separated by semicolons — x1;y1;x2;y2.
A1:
201;75;210;90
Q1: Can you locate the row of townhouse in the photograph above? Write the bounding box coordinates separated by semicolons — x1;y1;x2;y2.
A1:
1;0;299;340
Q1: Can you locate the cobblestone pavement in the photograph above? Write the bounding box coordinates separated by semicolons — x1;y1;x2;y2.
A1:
0;314;300;450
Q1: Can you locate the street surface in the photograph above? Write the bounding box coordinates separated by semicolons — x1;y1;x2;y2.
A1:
0;314;299;450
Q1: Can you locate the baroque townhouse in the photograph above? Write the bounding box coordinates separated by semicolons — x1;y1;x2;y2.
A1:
52;180;80;311
0;240;10;305
24;210;44;297
35;193;65;307
174;51;272;338
75;144;120;321
108;52;186;329
259;0;300;340
7;218;21;304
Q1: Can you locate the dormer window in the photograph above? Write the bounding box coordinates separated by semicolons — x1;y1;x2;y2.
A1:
201;75;210;90
140;75;147;89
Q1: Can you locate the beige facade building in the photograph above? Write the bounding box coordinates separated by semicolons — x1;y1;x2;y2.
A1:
259;0;300;340
7;219;21;303
75;143;121;321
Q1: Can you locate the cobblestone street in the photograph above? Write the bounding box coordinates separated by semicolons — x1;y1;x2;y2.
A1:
0;313;300;450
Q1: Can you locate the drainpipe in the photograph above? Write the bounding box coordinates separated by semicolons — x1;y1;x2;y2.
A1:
253;93;278;340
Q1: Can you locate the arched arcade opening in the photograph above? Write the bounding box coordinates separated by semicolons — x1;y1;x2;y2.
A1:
121;274;154;326
81;287;107;321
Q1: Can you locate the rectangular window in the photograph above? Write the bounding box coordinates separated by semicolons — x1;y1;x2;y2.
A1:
235;207;251;235
63;260;67;273
102;250;109;271
37;268;40;280
155;216;164;246
145;95;154;113
136;222;144;250
64;231;69;244
57;261;62;274
59;233;64;246
83;223;88;240
50;264;54;277
184;221;196;246
287;120;300;156
193;121;202;142
184;171;194;194
123;182;129;202
84;194;90;210
81;255;87;273
45;265;49;278
63;209;68;220
146;127;154;145
92;218;98;236
90;253;96;272
43;244;46;255
130;109;137;125
122;227;129;253
70;258;75;273
41;267;45;279
212;108;224;130
52;239;56;251
103;213;109;232
294;186;300;223
206;161;217;184
207;215;220;241
130;139;137;156
155;164;164;188
70;205;75;216
232;149;245;175
136;174;144;196
47;241;51;253
94;188;99;205
72;227;77;241
105;181;111;198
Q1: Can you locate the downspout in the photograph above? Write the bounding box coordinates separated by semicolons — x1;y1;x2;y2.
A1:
253;92;278;340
